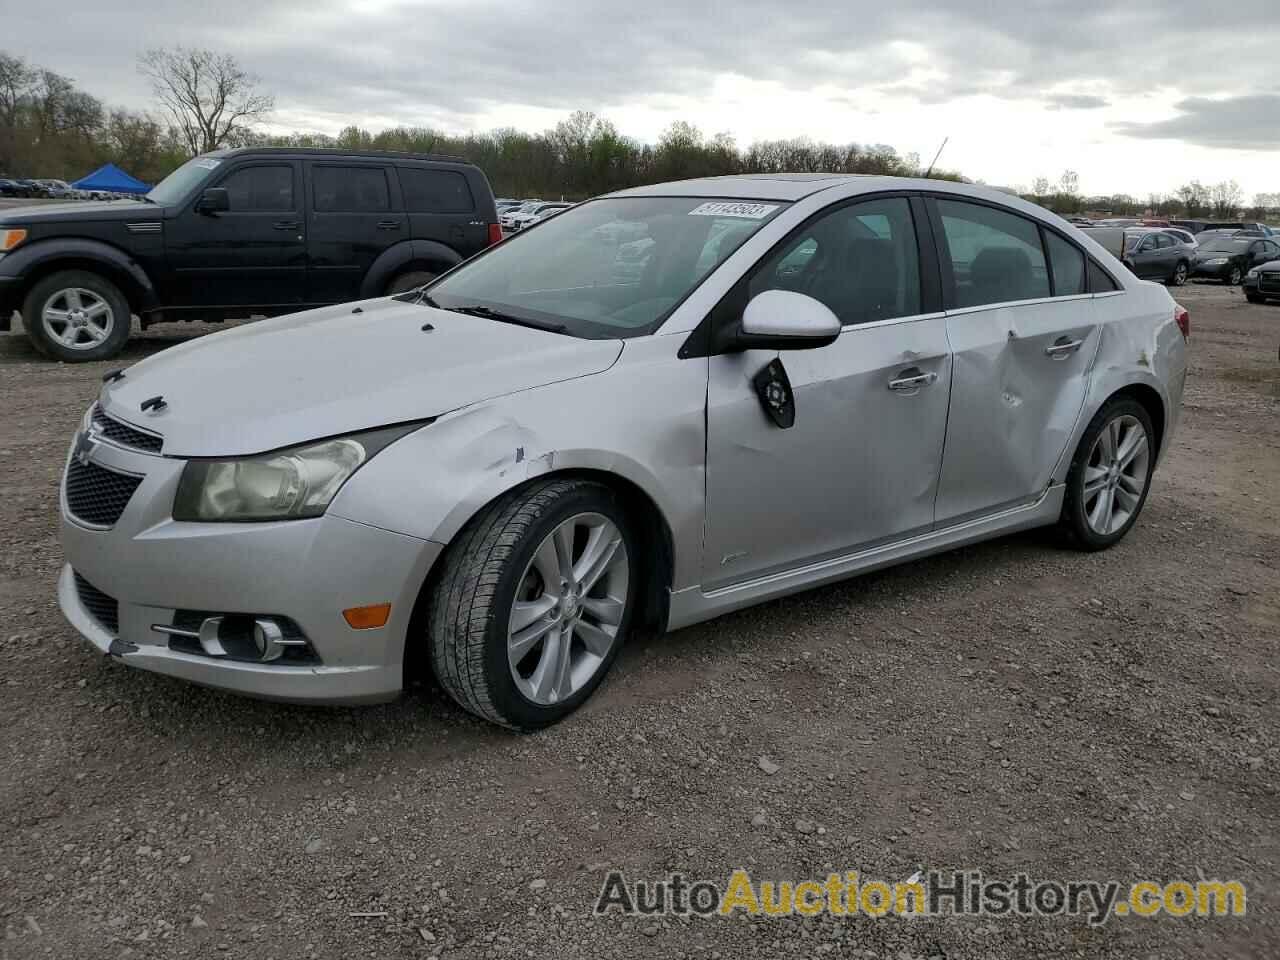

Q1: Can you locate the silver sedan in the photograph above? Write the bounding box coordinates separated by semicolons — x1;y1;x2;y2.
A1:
58;175;1188;728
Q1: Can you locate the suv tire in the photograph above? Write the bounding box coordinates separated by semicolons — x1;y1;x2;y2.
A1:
23;270;131;362
426;478;638;730
385;271;437;296
1058;397;1156;551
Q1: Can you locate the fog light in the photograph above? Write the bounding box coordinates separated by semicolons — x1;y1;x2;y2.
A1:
343;603;392;629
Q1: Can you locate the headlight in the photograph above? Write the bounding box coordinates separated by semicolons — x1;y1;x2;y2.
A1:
1247;267;1260;278
173;423;422;522
1204;257;1227;265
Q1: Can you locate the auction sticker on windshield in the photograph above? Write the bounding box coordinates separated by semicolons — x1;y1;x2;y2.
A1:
688;201;779;219
194;158;222;170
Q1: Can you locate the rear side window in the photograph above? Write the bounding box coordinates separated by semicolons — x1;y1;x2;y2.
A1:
1155;234;1174;249
936;199;1049;307
1044;231;1085;296
313;166;390;212
1087;259;1120;292
220;165;294;212
399;168;474;213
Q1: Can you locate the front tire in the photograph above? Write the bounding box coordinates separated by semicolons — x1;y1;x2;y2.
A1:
1227;266;1243;285
426;478;638;729
1168;261;1188;286
1058;398;1156;551
1246;293;1266;304
22;270;131;362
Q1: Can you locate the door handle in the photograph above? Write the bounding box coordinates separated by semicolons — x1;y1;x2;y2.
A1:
887;369;938;392
1045;337;1084;358
272;221;299;230
376;220;401;230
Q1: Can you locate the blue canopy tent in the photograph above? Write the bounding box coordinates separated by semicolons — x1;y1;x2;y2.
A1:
71;163;151;195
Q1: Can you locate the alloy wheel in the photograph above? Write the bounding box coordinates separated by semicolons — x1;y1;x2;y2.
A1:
1172;263;1187;286
507;512;629;705
1082;414;1150;536
41;288;114;350
1228;267;1242;285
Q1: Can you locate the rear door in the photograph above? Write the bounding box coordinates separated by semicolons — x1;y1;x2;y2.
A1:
305;161;406;304
397;165;487;258
929;196;1099;525
1128;233;1160;278
163;159;306;309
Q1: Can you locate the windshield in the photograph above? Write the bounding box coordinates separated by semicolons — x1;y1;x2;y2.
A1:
146;155;221;206
428;196;788;338
1198;238;1248;254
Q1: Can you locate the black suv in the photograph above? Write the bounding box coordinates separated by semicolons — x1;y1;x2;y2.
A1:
0;148;501;360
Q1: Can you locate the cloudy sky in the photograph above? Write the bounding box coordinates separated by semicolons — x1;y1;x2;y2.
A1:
8;0;1280;197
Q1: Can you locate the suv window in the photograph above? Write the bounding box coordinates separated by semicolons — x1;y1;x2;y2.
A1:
220;165;294;212
750;196;922;325
399;167;474;213
313;166;390;212
936;199;1049;307
1155;234;1174;249
1044;231;1085;296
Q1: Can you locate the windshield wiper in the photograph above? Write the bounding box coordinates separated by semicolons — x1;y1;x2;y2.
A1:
445;304;567;333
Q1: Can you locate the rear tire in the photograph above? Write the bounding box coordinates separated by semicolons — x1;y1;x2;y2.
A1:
22;270;131;362
1058;397;1156;551
385;270;437;296
426;478;638;730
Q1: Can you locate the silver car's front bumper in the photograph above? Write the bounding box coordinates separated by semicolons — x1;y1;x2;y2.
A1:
58;435;442;705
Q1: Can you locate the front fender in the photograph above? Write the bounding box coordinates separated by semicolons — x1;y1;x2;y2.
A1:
0;236;159;313
328;334;708;590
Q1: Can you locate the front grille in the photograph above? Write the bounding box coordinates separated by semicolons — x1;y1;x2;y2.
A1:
65;458;143;527
74;572;119;635
1259;272;1280;293
91;405;163;453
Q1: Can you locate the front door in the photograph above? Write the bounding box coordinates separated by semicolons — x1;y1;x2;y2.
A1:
703;195;951;588
305;162;407;303
929;197;1099;524
163;160;306;310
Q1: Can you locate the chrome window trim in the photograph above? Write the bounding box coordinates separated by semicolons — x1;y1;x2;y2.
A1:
943;293;1095;317
840;311;945;332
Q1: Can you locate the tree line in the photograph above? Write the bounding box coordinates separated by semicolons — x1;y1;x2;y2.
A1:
1;45;1275;221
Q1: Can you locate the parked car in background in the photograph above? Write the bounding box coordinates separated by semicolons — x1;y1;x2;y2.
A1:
0;178;27;197
37;179;75;199
15;179;48;197
1200;221;1274;236
1168;219;1208;234
0;147;502;361
1159;227;1198;247
1243;255;1280;303
54;174;1187;728
1192;234;1280;285
503;201;572;232
1121;228;1196;285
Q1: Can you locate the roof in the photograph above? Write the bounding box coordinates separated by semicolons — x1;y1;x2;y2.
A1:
210;146;472;165
605;174;1060;211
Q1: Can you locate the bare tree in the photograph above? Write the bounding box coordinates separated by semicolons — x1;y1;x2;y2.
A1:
1059;170;1079;196
139;47;273;155
1031;176;1051;198
1209;180;1242;219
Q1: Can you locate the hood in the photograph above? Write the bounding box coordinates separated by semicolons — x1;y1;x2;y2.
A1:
100;297;623;457
0;199;156;224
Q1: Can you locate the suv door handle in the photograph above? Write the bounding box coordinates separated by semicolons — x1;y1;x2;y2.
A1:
1045;337;1084;358
272;221;299;230
887;369;938;392
376;220;401;230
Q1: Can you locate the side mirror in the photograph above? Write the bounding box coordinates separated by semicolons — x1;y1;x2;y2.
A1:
724;290;842;352
196;187;230;214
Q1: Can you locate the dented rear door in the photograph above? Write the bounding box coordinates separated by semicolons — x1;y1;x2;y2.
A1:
933;296;1099;525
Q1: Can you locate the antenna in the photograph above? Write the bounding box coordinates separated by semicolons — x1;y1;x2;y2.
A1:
924;137;949;179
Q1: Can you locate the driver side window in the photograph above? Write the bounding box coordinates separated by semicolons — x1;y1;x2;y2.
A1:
749;197;922;326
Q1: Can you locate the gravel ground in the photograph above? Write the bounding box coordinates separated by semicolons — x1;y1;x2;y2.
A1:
1;283;1277;959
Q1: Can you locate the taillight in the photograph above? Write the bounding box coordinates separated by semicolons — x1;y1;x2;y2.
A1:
487;223;503;246
1174;303;1190;340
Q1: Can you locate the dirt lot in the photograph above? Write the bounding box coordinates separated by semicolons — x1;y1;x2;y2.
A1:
1;283;1277;959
